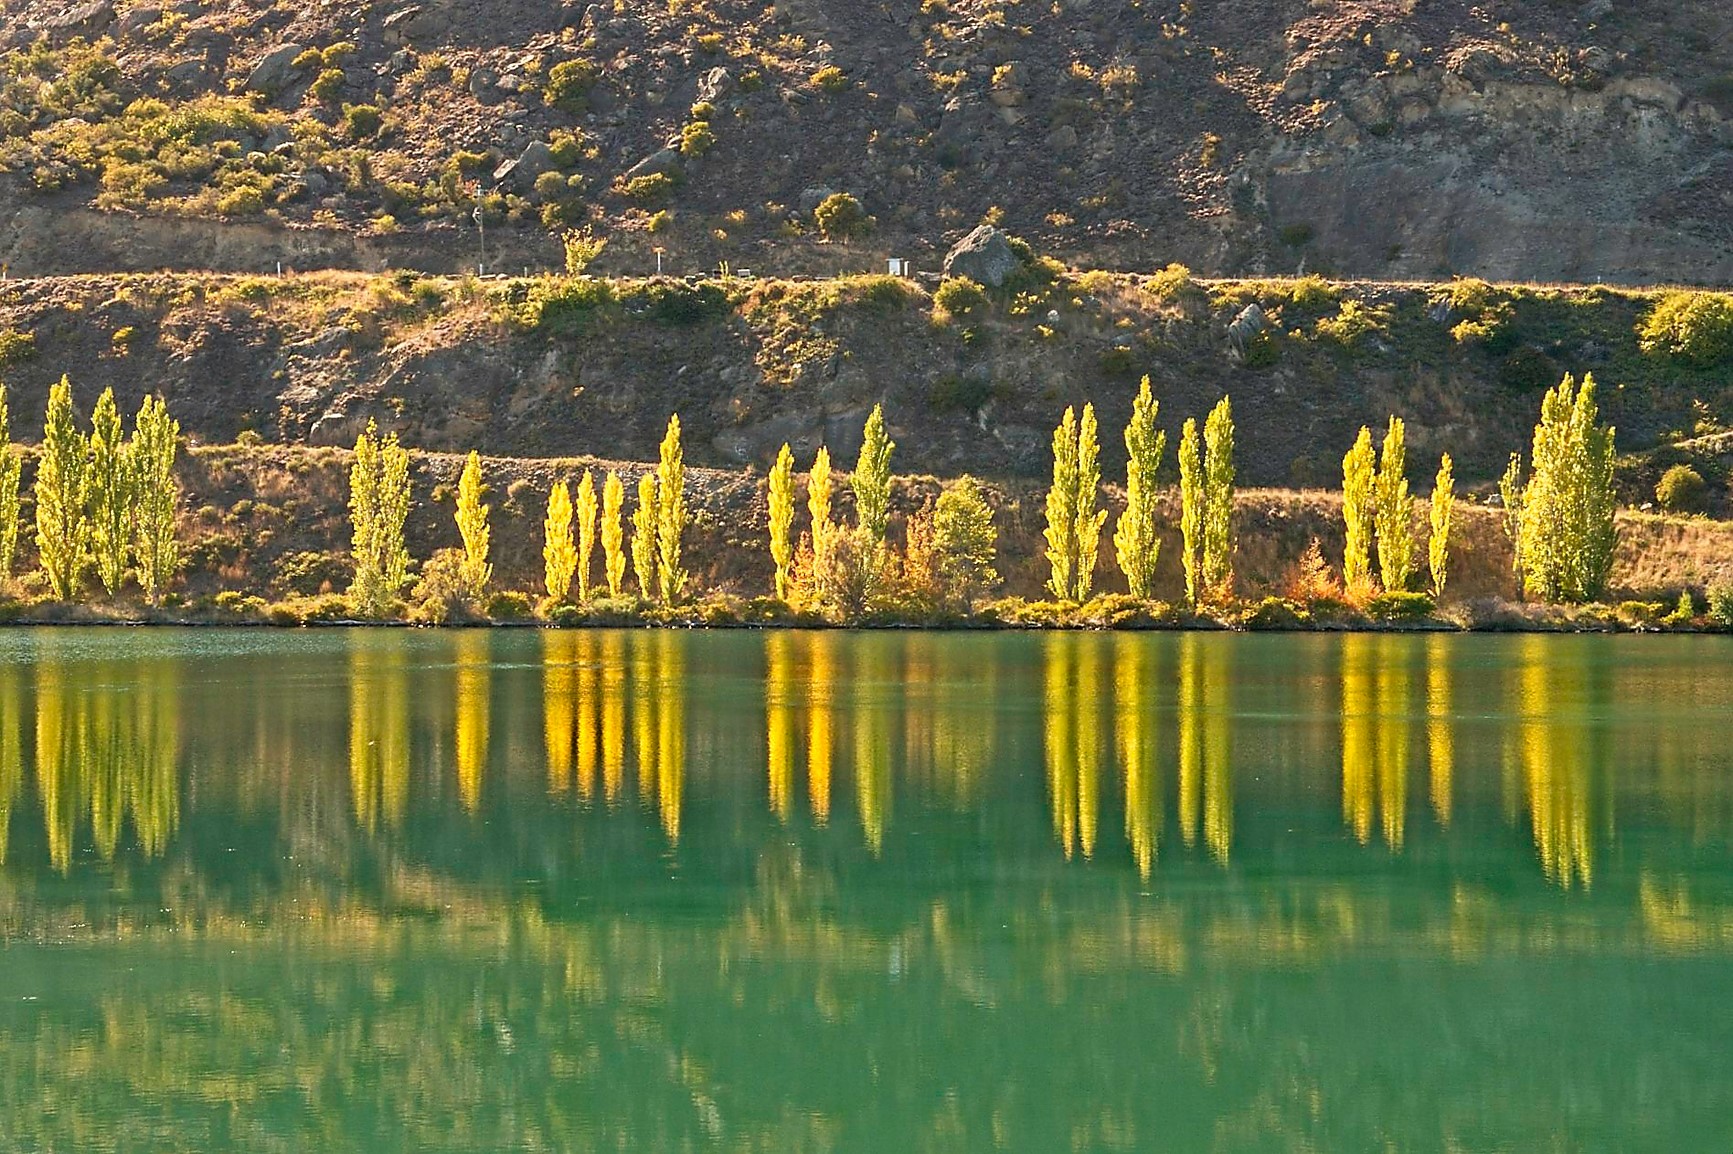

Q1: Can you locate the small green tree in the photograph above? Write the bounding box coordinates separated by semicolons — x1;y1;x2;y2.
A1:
814;192;867;242
1374;416;1413;592
631;472;658;601
1429;453;1454;600
656;415;687;605
1341;426;1376;595
601;471;627;598
1177;417;1203;609
852;405;894;545
86;388;132;597
1201;396;1235;598
36;376;87;600
1112;377;1167;599
808;447;834;571
455;450;491;599
543;480;576;603
1074;403;1106;601
348;421;411;617
768;443;796;601
131;394;180;605
0;385;23;584
1499;452;1525;590
575;470;598;601
932;475;998;604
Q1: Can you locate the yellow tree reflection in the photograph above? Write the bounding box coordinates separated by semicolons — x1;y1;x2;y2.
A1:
35;650;83;872
807;632;835;826
655;632;685;844
1044;634;1079;858
0;660;19;863
766;632;796;822
1115;635;1161;880
1426;634;1453;826
1376;636;1409;852
854;638;893;856
1201;638;1232;864
633;633;656;805
1341;635;1375;844
601;632;626;805
1340;636;1408;850
543;632;576;795
350;636;409;832
129;653;180;858
454;632;491;814
575;632;599;803
1519;637;1595;888
1178;634;1201;850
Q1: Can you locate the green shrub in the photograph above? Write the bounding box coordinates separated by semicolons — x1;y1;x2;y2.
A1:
617;279;728;325
1638;291;1733;366
1142;263;1198;305
545;59;601;112
0;328;35;366
933;276;987;322
1656;464;1708;512
1499;346;1556;391
1365;590;1434;621
486;591;533;620
517;275;615;334
679;120;715;156
618;172;675;203
342;103;383;140
811;65;848;92
814;192;867;241
853;275;920;311
929;374;992;412
310;67;345;103
1707;582;1733;627
271;549;349;595
1285;274;1340;314
1315;299;1388;347
1099;344;1138;375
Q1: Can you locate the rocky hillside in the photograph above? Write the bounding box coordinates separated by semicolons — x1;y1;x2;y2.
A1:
1;0;1730;283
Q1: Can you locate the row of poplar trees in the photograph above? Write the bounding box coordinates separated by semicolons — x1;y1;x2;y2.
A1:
11;378;183;603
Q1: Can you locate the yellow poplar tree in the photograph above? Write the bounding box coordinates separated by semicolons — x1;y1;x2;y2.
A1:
1201;397;1235;598
86;387;132;597
631;472;658;600
601;471;626;598
575;470;598;601
131;395;181;605
808;447;834;570
1515;373;1617;602
1177;417;1203;609
349;421;411;617
768;443;796;601
543;480;576;603
656;415;687;605
0;385;22;582
1113;377;1166;599
36;376;87;601
455;450;492;599
1430;453;1454;599
1342;426;1377;595
1374;416;1413;592
852;405;894;545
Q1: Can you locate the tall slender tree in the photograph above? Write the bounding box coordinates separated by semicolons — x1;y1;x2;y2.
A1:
1044;407;1079;602
1374;416;1413;592
543;480;576;603
86;388;132;597
808;447;834;572
768;443;796;601
131;394;180;605
1201;396;1235;598
656;415;687;605
1429;453;1454;600
0;385;23;584
455;450;491;599
1074;403;1106;601
631;472;658;601
348;421;411;617
1177;417;1203;609
36;376;87;601
1341;426;1377;595
1113;377;1166;599
601;471;627;598
1515;373;1617;602
575;470;598;601
852;405;894;545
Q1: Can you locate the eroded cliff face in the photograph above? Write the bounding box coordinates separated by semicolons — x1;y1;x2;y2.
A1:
0;0;1727;284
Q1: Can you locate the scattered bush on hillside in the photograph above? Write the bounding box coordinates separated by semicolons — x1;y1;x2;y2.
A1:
1656;464;1707;512
617;172;675;203
811;65;848;92
1638;291;1733;366
1142;263;1199;305
545;59;601;113
814;192;867;241
0;329;35;366
1315;300;1390;348
933;276;988;324
617;279;729;326
1499;346;1556;391
515;275;615;334
679;120;715;156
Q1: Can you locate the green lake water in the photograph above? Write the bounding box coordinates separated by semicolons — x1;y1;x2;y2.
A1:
0;627;1728;1151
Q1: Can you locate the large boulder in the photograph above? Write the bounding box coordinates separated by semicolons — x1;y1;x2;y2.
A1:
44;0;114;36
493;141;557;191
246;44;306;95
624;148;683;182
942;225;1020;288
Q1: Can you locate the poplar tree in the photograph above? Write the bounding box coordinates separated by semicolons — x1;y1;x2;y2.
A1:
601;471;626;598
1499;453;1525;589
808;447;834;570
1341;426;1376;595
455;450;491;598
86;388;132;597
1374;416;1413;592
543;480;576;603
1515;373;1617;602
1429;453;1454;600
631;472;658;601
575;469;598;601
131;394;180;605
1043;405;1105;602
1201;396;1235;597
852;405;894;544
36;376;87;601
1112;377;1166;599
656;415;687;605
0;386;22;583
768;443;796;601
1177;417;1203;609
348;421;411;617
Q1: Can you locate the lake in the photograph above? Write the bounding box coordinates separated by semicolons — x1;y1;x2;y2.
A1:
0;627;1728;1151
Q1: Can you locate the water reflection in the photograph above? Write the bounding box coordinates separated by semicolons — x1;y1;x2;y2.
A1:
1518;635;1599;889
